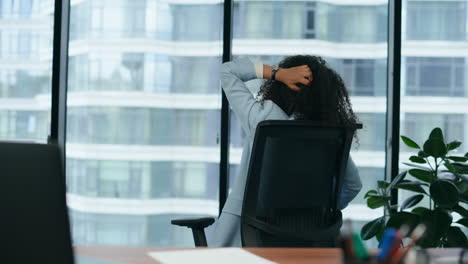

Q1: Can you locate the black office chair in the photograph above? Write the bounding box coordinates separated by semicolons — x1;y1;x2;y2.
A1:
0;141;74;264
172;120;361;247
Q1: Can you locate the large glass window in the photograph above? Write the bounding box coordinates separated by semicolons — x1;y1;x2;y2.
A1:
66;0;222;247
400;0;468;216
231;0;388;247
7;0;466;249
0;0;54;142
401;0;468;152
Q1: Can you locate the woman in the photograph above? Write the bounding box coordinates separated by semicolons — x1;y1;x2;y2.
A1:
211;55;362;246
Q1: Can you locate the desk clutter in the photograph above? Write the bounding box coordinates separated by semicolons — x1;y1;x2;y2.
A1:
340;220;467;264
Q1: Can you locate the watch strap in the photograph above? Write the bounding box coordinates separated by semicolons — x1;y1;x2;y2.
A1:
271;65;279;81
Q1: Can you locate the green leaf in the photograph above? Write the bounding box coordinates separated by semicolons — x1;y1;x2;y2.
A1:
430;180;459;208
418;209;452;248
366;193;391;200
456;218;468;228
378;180;390;189
409;156;426;164
403;179;430;186
401;136;420;149
364;190;378;199
418;151;429;158
412;207;429;215
447;156;468;162
360;217;384;240
401;194;424;211
376;228;385;243
408;169;434;183
423;138;447;158
444;162;462;178
453;205;468;217
459;194;468;204
457;182;468;204
445;227;468;248
394;181;428;194
447;140;462;151
387;212;420;231
457;181;468;194
429;127;444;141
465;152;468;158
389;171;407;190
402;162;430;170
452;163;468;174
367;196;387;209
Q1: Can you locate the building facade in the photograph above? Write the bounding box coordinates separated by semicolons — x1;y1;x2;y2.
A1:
1;0;467;246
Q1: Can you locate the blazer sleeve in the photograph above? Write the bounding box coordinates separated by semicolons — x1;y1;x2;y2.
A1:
338;156;363;210
220;58;285;137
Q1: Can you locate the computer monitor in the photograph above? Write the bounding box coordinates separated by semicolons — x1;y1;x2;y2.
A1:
1;141;74;264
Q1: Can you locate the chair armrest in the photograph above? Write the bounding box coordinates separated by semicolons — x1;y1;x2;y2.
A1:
171;217;215;229
171;217;215;247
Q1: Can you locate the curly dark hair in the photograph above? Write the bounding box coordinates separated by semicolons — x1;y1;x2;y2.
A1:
258;55;359;132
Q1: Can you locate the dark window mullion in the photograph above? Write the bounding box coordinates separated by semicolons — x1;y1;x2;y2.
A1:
219;0;233;216
385;0;402;212
50;0;71;178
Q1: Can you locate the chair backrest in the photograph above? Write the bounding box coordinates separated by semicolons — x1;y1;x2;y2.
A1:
241;120;360;247
0;141;74;264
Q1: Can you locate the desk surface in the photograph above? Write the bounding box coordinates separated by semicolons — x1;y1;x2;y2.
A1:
75;247;342;264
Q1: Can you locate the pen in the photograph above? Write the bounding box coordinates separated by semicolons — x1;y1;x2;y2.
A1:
351;232;369;260
377;228;397;260
388;225;409;264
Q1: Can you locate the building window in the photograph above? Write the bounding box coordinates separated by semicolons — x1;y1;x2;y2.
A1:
329;59;385;96
316;3;386;43
405;57;465;97
304;2;316;39
68;107;219;146
171;57;221;94
173;162;207;198
402;113;465;152
235;1;304;39
406;1;467;41
171;4;223;41
123;3;146;38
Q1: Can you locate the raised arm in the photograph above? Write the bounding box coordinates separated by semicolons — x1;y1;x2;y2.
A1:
220;58;312;136
220;58;266;136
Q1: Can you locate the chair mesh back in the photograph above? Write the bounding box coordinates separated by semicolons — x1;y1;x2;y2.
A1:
241;121;355;247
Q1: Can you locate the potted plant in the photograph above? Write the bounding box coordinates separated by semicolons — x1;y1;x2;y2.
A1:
361;127;468;247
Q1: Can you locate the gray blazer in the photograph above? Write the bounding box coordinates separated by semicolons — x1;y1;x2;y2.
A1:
210;58;362;247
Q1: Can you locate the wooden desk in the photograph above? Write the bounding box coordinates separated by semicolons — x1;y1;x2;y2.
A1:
75;247;342;264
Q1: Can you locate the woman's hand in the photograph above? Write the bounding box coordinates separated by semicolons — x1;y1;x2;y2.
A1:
276;65;313;91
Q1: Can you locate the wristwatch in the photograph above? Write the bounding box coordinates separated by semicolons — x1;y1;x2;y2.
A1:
271;65;279;81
